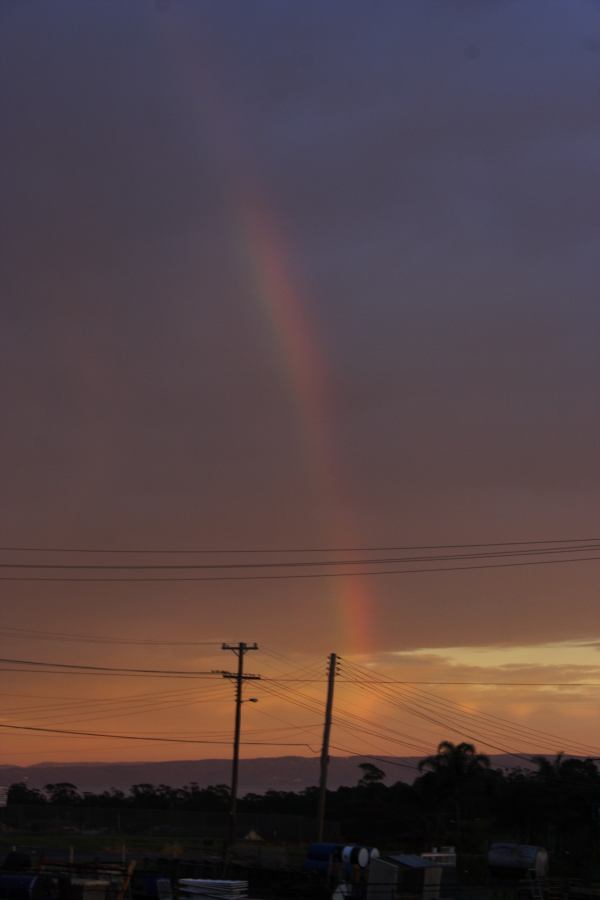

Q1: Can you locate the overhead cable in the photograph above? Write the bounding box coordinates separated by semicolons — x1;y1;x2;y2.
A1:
2;543;600;570
1;536;596;553
4;553;600;581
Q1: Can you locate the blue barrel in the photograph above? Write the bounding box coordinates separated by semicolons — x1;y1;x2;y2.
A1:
341;862;355;881
303;859;330;874
0;875;56;900
307;843;341;862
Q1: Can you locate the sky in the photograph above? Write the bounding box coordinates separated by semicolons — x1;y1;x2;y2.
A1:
1;0;600;771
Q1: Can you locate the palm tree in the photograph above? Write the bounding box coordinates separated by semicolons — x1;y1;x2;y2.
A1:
419;740;491;779
531;751;566;782
419;742;491;843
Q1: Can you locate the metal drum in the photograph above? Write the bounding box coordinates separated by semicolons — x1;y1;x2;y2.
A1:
342;845;369;868
489;844;549;878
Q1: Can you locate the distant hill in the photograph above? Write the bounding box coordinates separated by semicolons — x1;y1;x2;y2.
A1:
0;754;535;794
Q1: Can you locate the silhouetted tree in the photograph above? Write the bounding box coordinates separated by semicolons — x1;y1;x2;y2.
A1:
7;782;46;805
417;741;492;847
358;763;386;786
44;782;80;805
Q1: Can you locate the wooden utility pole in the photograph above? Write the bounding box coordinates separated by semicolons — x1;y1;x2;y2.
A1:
221;642;259;848
317;652;337;841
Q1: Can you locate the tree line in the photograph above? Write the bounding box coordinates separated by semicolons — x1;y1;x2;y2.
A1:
6;742;600;876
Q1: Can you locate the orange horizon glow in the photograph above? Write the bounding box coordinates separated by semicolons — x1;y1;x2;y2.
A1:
2;639;600;769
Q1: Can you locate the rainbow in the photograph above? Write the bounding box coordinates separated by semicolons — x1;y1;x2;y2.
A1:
155;11;376;653
237;191;376;654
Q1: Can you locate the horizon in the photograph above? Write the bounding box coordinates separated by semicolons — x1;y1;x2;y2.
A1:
0;751;551;797
0;750;575;772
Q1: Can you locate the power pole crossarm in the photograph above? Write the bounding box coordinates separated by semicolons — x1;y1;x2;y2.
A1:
317;652;338;842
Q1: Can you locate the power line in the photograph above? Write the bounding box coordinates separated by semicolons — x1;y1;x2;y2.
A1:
0;630;327;682
2;692;232;731
0;684;228;718
0;625;222;646
0;722;318;748
340;661;530;759
341;659;584;763
257;680;433;756
396;682;600;758
262;681;431;754
365;683;582;758
3;663;599;687
0;668;214;679
0;656;217;677
3;543;600;571
260;646;324;679
266;679;600;686
1;536;597;553
4;553;600;581
328;743;420;771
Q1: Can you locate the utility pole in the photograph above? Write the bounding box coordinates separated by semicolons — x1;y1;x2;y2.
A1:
317;652;338;842
221;642;260;848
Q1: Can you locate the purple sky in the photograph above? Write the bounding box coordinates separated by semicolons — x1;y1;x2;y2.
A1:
1;0;600;761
